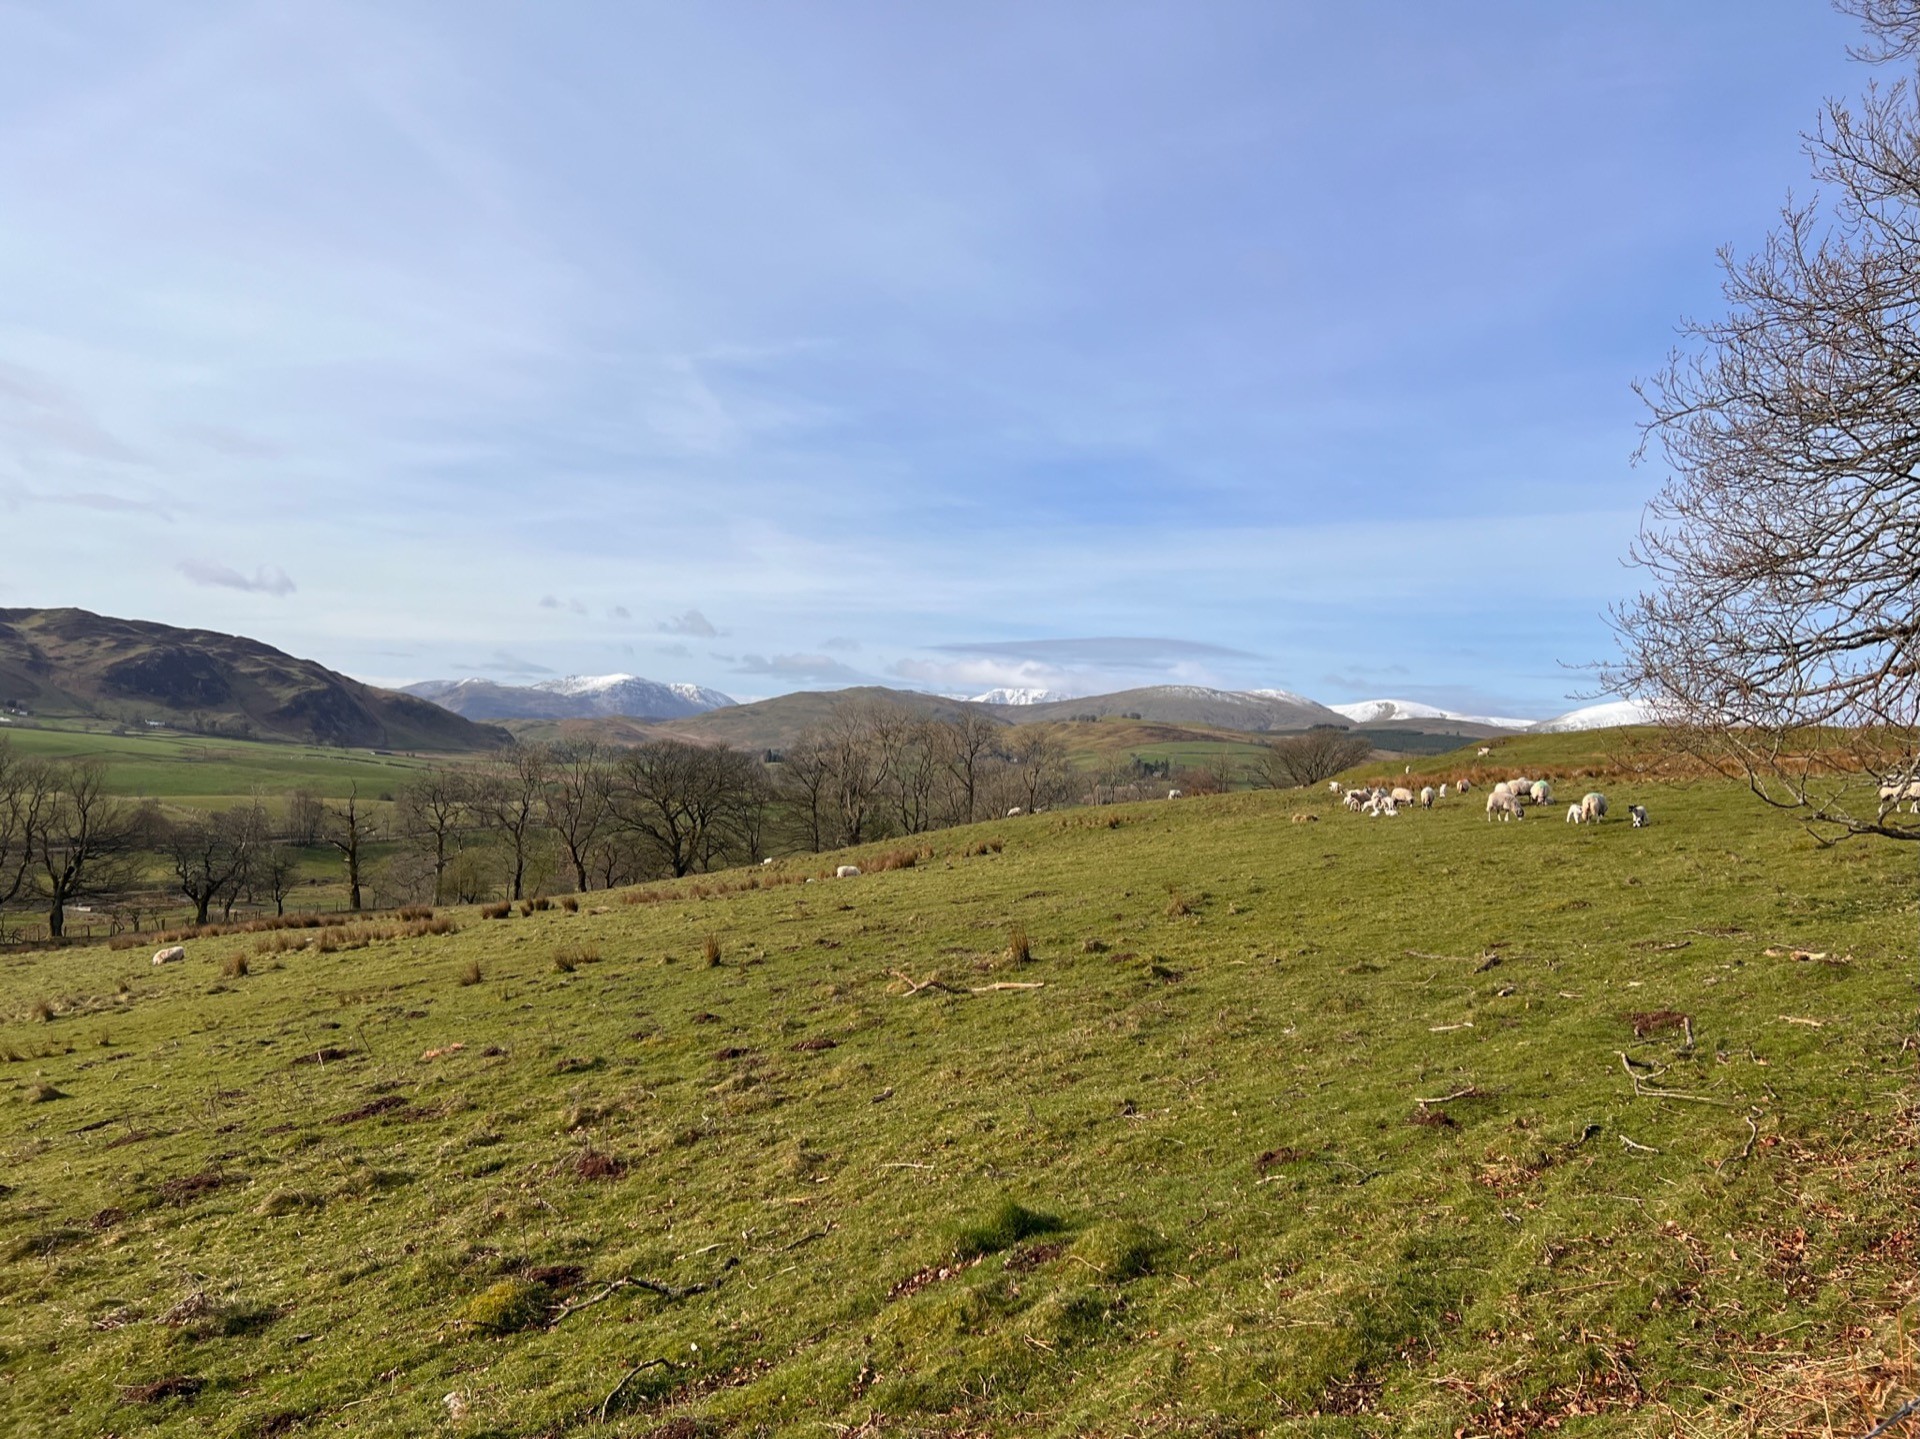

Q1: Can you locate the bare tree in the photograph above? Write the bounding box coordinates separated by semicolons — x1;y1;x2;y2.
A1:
0;740;53;907
605;739;748;878
942;710;1002;825
164;808;256;925
30;760;145;938
544;741;609;892
1009;729;1072;811
477;746;551;899
285;787;325;846
1610;0;1920;841
1248;729;1372;789
399;770;474;903
326;785;376;911
254;837;300;916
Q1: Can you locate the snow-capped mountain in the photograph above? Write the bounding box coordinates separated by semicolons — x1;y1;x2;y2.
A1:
969;687;1066;705
1330;698;1536;730
403;674;735;722
1529;699;1664;733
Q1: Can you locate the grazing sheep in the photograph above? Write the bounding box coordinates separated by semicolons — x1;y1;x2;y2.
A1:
1486;791;1523;822
1167;789;1184;801
1580;792;1608;823
151;945;186;966
1419;786;1434;809
1509;777;1533;797
1438;783;1448;799
1391;786;1415;807
1529;779;1552;807
1458;779;1471;794
1006;807;1023;817
835;865;861;878
1291;813;1319;824
761;857;775;865
1328;780;1342;793
1477;747;1492;757
1344;791;1366;812
1491;781;1511;799
1629;804;1649;827
1566;803;1584;824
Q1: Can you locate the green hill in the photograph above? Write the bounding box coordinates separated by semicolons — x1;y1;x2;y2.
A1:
0;774;1910;1435
0;608;507;752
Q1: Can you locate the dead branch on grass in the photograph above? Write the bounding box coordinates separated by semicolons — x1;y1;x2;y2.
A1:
1616;1051;1739;1107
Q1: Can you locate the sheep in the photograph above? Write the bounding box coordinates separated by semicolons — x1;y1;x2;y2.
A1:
761;857;775;865
1437;783;1448;799
1629;804;1649;827
1391;786;1414;807
1566;803;1583;824
151;945;186;966
1491;781;1511;798
1529;779;1552;807
1344;791;1366;812
1580;792;1608;823
1879;777;1920;813
835;865;861;878
1167;789;1184;801
1419;786;1434;809
1486;791;1523;821
1458;778;1471;794
1328;780;1342;793
1509;777;1533;797
1006;807;1023;817
1477;747;1491;757
1290;813;1319;824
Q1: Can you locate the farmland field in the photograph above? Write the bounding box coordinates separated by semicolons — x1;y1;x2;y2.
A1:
0;759;1913;1436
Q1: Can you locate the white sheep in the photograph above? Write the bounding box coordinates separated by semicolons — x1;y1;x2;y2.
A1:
1391;786;1414;807
1580;792;1608;823
835;865;861;878
1879;778;1920;813
1486;791;1523;822
1328;780;1342;793
151;945;186;966
1419;786;1434;809
1344;790;1366;812
1006;807;1023;817
1477;747;1491;757
1438;783;1448;799
1629;804;1649;827
1566;803;1583;824
1167;789;1184;801
761;857;775;865
1529;779;1552;807
1458;778;1471;794
1491;781;1511;799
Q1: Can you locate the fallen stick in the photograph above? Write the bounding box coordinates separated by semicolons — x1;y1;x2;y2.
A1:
879;1162;936;1170
1778;1015;1824;1027
1405;949;1474;963
551;1270;726;1327
1616;1052;1738;1107
1619;1134;1661;1154
599;1359;670;1423
1428;1021;1474;1032
1414;1086;1480;1106
970;981;1045;992
888;968;962;995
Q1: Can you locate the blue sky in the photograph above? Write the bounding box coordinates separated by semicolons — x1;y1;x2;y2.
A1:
0;2;1861;715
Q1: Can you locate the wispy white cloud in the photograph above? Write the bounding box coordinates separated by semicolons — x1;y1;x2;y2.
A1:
177;559;295;596
659;608;721;638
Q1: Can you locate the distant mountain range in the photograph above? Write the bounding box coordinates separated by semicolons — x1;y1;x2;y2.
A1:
967;687;1063;705
1328;698;1537;730
401;674;736;722
0;608;507;750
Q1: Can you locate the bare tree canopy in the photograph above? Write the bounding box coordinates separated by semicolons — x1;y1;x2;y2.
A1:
1609;0;1920;841
1249;729;1373;790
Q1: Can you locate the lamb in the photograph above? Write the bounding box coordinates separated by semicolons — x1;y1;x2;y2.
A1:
1579;792;1608;823
1006;807;1023;817
835;865;861;878
1419;786;1434;809
1477;747;1492;757
1629;804;1649;827
1457;779;1471;794
1167;789;1184;800
1437;783;1448;799
761;857;775;865
1566;803;1583;824
1879;777;1920;813
151;945;186;966
1485;791;1523;822
1529;779;1552;807
1344;791;1366;812
1328;780;1342;793
1390;786;1414;807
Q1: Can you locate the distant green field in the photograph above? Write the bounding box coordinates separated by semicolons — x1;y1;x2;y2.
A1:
0;724;449;807
0;766;1910;1436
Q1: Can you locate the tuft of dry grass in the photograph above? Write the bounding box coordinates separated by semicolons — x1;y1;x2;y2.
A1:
703;934;723;967
221;953;249;979
551;952;576;974
480;902;511;920
559;895;579;912
1006;925;1032;964
458;960;483;987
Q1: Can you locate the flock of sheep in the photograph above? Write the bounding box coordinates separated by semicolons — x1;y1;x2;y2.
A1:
1333;774;1648;828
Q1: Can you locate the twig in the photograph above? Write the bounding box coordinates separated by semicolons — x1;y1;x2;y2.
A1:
969;981;1045;992
1859;1394;1920;1439
1619;1134;1661;1154
551;1270;726;1326
599;1359;670;1423
1414;1086;1480;1106
1429;1021;1474;1032
879;1162;936;1170
1720;1114;1761;1169
888;968;961;995
1404;949;1474;963
1616;1052;1738;1107
1778;1015;1824;1027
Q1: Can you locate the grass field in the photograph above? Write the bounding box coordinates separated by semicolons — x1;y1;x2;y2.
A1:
0;724;445;809
0;757;1914;1436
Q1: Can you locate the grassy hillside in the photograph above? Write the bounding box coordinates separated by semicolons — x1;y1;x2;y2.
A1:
659;687;1007;752
0;776;1913;1436
0;724;447;807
